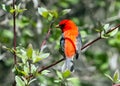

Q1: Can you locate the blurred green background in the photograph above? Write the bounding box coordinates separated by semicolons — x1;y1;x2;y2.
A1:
0;0;120;86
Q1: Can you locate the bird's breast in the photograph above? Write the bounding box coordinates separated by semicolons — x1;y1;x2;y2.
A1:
63;30;78;58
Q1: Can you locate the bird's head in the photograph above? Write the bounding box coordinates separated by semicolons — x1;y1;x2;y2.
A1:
56;19;78;32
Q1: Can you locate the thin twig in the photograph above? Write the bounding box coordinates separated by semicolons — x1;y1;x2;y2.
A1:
26;23;120;79
38;58;65;73
81;37;101;50
40;20;55;50
13;0;17;65
81;24;120;50
12;0;17;86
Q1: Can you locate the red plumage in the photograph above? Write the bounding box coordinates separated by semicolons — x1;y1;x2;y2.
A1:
58;19;82;72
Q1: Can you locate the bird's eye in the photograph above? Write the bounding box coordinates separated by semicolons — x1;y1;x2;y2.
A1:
60;24;65;29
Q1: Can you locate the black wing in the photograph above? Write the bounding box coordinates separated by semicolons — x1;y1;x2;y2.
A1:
59;34;65;57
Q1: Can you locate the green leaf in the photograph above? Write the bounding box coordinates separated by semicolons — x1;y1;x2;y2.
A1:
118;80;120;83
47;15;53;21
15;76;25;86
95;22;103;32
80;30;87;38
42;11;49;18
28;78;36;85
14;3;26;14
3;29;13;39
101;24;110;38
26;43;33;59
41;70;50;75
10;8;15;13
2;46;14;54
108;28;118;37
54;79;61;83
38;7;48;18
67;77;79;81
49;10;58;18
103;24;110;31
52;10;58;18
32;51;49;63
1;4;11;12
17;9;27;13
33;56;42;63
113;70;119;83
62;70;71;78
61;9;71;15
21;77;28;85
40;53;50;59
56;71;63;79
15;66;26;76
23;65;29;76
31;64;38;74
17;54;27;64
16;48;28;64
101;33;109;38
105;74;113;82
17;3;22;10
67;77;80;86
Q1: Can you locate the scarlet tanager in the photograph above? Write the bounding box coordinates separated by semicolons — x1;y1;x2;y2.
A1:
57;19;82;72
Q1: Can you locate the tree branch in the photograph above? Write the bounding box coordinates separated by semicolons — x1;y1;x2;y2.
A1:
13;0;17;65
12;0;17;86
38;58;65;73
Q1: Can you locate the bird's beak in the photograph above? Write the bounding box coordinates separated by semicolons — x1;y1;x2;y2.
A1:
55;24;60;28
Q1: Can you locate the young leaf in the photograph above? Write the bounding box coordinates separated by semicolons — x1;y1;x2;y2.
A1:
103;24;110;31
52;10;58;18
41;70;50;75
15;76;25;86
17;54;27;64
108;28;118;37
67;77;80;86
33;52;50;63
23;65;29;76
105;74;113;82
2;46;15;54
118;80;120;83
40;53;50;59
1;4;11;12
67;77;79;81
26;43;33;59
54;79;61;83
62;70;71;78
16;3;22;11
21;77;28;85
15;66;26;76
61;9;71;15
56;71;63;79
95;22;103;32
101;24;110;38
17;9;27;13
10;8;15;13
33;56;42;63
14;3;26;14
113;70;119;83
28;78;36;85
101;33;110;38
38;7;48;18
31;64;38;74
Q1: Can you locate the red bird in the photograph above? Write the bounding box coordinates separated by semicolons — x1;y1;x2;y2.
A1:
57;19;82;72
